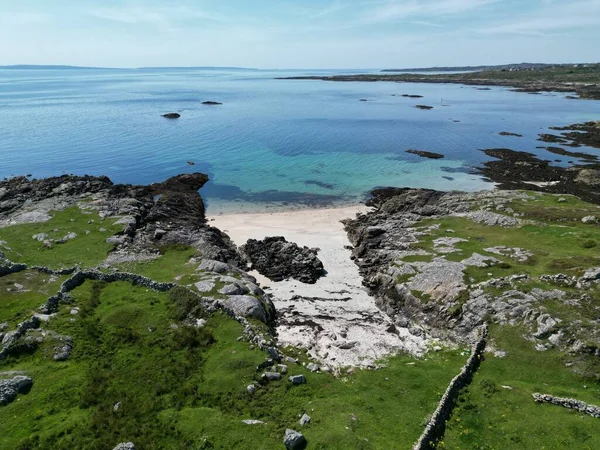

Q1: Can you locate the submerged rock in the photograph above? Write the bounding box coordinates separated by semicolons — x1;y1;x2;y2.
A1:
241;236;325;284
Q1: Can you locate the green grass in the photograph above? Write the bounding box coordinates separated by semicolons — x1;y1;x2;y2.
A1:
441;326;600;450
0;279;468;449
412;213;600;284
114;243;200;283
0;271;66;327
0;206;122;268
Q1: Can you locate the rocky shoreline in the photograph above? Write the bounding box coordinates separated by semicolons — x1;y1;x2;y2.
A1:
277;66;600;99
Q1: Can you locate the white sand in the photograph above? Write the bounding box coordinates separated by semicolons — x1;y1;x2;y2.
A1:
210;205;427;367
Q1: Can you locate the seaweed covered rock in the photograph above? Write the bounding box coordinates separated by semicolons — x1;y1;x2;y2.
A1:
241;236;324;284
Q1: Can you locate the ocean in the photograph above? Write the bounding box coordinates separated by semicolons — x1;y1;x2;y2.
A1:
1;67;599;213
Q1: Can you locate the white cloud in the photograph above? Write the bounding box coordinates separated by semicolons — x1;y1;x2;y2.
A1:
477;0;600;35
362;0;502;23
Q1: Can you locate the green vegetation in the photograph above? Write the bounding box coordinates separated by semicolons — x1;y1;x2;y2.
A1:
407;193;600;283
0;277;466;449
0;271;66;327
441;326;600;450
0;206;122;268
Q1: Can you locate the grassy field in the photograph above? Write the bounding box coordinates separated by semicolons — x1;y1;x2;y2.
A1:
441;326;600;450
0;279;466;449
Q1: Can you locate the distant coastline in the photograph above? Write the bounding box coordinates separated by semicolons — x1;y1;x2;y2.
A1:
0;64;259;71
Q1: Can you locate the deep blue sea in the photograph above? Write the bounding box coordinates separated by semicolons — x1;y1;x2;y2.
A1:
1;67;600;213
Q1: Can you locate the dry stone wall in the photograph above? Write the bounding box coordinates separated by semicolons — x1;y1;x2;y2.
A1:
413;323;488;450
533;393;600;418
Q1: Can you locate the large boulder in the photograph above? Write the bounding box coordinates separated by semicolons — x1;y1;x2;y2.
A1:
284;429;307;450
241;236;324;284
0;375;33;406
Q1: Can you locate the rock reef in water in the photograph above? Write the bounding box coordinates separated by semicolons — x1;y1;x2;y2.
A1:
202;101;222;105
241;236;325;284
406;149;445;159
162;113;180;119
414;105;433;110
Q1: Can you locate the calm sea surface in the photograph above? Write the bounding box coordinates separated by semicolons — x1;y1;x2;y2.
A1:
1;68;599;213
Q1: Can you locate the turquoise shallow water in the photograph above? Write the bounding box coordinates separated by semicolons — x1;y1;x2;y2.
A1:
1;67;600;213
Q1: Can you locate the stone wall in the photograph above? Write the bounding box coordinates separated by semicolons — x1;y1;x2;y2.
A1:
0;260;28;277
413;323;488;450
533;393;600;418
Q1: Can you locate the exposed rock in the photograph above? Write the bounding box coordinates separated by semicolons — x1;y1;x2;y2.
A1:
112;443;136;450
461;253;500;267
241;236;325;284
288;374;307;385
464;211;520;227
247;384;256;394
284;429;307;450
221;295;274;324
202;101;223;105
263;372;282;381
162;113;180;119
306;363;320;372
0;375;33;406
406;149;445;159
300;413;311;426
499;131;523;137
582;215;598;224
414;105;433;110
242;419;265;425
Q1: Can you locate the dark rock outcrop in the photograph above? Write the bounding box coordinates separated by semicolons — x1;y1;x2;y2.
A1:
478;148;600;205
0;172;241;265
162;113;180;119
414;105;433;110
241;237;325;284
406;149;445;159
202;101;222;105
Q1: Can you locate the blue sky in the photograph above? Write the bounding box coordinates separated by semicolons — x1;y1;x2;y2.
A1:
1;0;599;68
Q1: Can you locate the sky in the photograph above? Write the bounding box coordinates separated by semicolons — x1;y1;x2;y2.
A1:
1;0;599;69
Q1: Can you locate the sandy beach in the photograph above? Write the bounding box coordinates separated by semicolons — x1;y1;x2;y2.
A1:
210;205;428;367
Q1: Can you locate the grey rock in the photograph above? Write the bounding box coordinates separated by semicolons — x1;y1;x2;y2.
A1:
247;384;256;394
461;253;499;267
53;342;73;361
106;235;128;245
222;295;269;323
242;419;265;425
197;259;233;274
300;413;311;426
582;215;598;224
306;363;320;372
288;374;307;385
0;375;33;406
263;372;282;381
194;280;216;293
0;323;8;332
219;282;249;296
32;233;49;242
112;443;136;450
154;229;167;239
465;211;520;227
407;258;466;302
284;429;307;450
